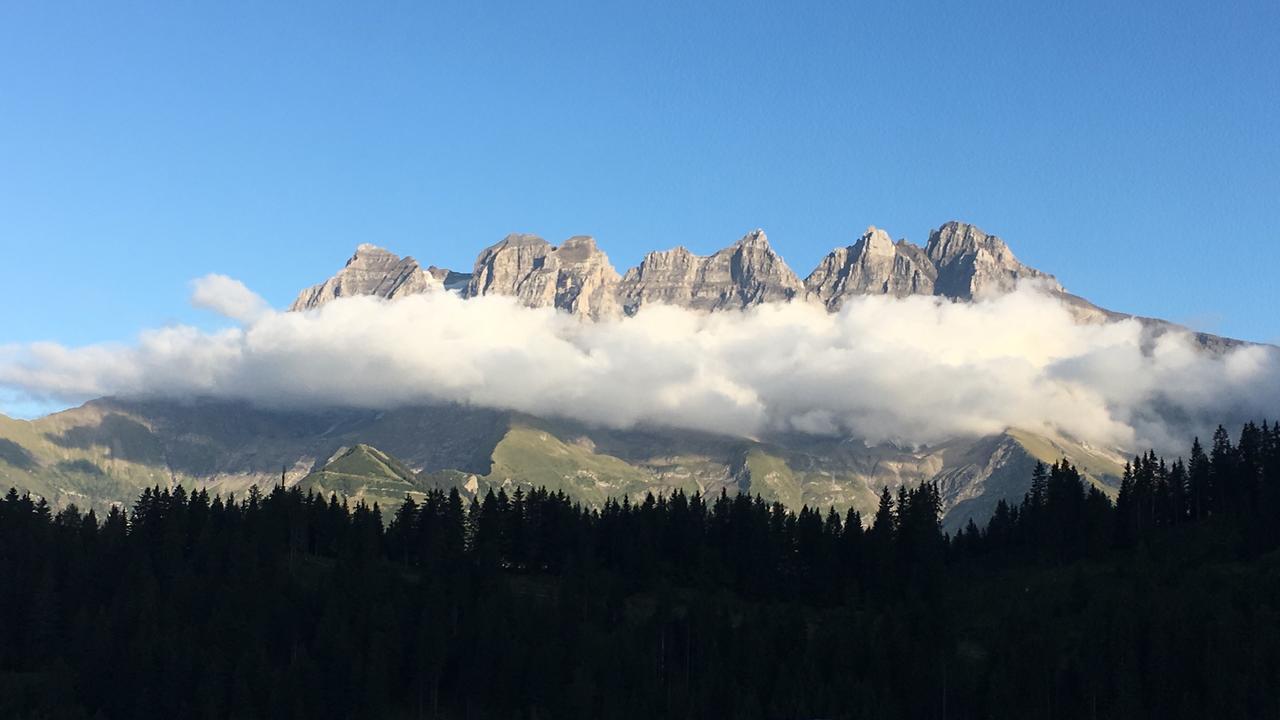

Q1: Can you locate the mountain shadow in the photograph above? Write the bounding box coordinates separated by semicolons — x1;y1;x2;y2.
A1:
0;439;35;470
44;412;164;464
55;459;104;476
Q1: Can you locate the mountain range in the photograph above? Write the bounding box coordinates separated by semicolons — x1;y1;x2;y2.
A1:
289;221;1234;351
1;221;1237;529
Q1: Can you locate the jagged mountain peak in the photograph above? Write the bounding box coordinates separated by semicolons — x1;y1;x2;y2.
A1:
639;245;694;260
281;223;1235;350
927;221;1008;263
301;224;1060;317
926;221;1061;299
805;226;938;307
618;230;803;314
732;228;771;249
555;234;604;258
856;226;896;255
485;232;551;251
290;243;441;311
466;233;622;319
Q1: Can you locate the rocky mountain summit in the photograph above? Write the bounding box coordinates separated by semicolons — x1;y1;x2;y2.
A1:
925;221;1062;300
288;221;1237;350
0;219;1240;527
805;226;938;308
467;234;623;319
296;227;812;319
0;220;1253;534
804;221;1062;310
290;244;444;311
617;229;804;314
291;221;1055;315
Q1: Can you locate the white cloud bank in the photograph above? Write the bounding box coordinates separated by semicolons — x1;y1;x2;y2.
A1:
2;275;1278;453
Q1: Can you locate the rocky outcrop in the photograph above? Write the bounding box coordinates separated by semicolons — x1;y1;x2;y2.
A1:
926;221;1061;300
617;229;804;314
290;244;441;311
290;224;1067;318
285;223;1243;351
465;234;622;319
427;266;472;292
805;221;1061;308
463;229;805;318
805;227;939;309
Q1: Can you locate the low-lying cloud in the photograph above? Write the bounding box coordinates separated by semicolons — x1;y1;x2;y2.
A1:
3;277;1279;454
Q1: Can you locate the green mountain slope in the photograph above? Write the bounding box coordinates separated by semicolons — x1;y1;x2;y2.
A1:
298;443;425;509
482;424;666;505
935;430;1125;531
0;398;1123;528
0;404;179;509
0;398;509;510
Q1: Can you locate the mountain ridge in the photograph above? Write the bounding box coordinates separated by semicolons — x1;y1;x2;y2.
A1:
0;220;1245;527
289;220;1244;350
0;396;1123;531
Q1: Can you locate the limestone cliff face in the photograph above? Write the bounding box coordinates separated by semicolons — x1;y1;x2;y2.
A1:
925;221;1061;300
290;223;1061;317
805;222;1060;309
465;234;551;299
284;222;1242;351
465;234;622;319
805;227;939;309
290;244;441;311
617;229;804;314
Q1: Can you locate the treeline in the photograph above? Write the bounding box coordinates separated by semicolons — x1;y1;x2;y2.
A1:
956;421;1280;562
383;479;948;606
1;422;1280;718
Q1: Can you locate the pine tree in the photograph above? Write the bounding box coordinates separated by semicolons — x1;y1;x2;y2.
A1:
1211;425;1237;516
1189;437;1211;520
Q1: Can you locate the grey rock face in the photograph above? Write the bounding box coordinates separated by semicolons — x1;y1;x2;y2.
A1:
926;221;1061;300
465;234;622;319
290;244;441;311
617;229;804;314
427;266;472;292
285;222;1243;352
805;227;939;309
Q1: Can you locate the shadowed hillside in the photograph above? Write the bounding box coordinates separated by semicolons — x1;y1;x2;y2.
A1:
0;398;1123;528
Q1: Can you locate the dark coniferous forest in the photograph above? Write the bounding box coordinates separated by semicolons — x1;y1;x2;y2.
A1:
4;422;1280;719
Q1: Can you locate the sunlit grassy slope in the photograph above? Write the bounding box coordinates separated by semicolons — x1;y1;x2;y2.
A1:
0;399;1124;528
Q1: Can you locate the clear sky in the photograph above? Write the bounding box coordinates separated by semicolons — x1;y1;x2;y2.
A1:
2;0;1278;356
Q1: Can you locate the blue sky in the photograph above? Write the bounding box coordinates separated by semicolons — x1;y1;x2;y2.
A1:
2;0;1278;357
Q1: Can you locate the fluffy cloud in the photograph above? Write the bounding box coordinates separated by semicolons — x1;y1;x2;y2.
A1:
2;281;1278;453
190;274;273;323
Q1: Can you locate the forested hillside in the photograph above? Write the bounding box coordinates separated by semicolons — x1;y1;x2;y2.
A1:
0;397;1127;532
2;422;1279;719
